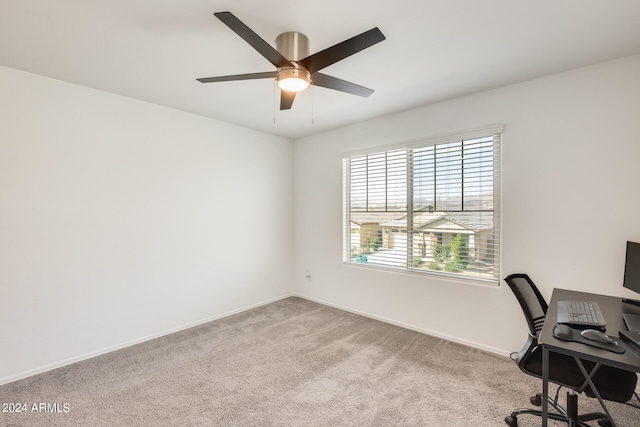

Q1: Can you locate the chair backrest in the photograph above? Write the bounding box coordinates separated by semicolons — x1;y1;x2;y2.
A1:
504;273;548;336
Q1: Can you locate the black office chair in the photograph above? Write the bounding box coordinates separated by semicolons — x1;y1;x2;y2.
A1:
504;273;638;427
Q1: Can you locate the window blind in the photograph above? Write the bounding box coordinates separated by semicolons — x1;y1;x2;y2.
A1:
343;128;501;284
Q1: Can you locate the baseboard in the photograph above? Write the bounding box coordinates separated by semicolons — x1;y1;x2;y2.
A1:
295;294;512;358
0;293;293;386
2;292;510;386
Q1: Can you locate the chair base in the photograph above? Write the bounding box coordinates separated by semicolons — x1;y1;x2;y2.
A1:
504;409;611;427
505;391;611;427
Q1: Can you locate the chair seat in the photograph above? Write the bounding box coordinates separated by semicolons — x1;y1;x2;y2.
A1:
522;345;637;402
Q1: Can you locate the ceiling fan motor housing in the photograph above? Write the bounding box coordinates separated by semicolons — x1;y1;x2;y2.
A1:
275;32;310;61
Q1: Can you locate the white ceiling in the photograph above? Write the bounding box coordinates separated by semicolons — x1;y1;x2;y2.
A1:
2;1;640;140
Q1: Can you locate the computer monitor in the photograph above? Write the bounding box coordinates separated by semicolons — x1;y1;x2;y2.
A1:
623;241;640;296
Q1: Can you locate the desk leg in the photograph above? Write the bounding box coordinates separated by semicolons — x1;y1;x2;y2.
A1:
542;346;549;427
575;359;617;427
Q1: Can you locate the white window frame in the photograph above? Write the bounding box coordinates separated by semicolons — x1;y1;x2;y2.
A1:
342;124;503;285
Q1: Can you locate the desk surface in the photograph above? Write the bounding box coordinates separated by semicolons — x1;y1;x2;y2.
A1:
539;288;640;373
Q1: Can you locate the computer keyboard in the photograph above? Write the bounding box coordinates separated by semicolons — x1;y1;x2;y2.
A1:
568;301;600;323
557;300;607;329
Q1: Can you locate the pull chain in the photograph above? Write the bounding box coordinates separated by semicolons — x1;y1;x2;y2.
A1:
273;80;277;124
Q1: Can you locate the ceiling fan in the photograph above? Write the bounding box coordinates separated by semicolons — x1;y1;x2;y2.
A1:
197;12;386;110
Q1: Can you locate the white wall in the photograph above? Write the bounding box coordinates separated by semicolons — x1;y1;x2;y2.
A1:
0;66;294;384
292;54;640;355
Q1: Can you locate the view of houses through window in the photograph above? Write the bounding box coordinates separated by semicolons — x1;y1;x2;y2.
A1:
343;132;501;282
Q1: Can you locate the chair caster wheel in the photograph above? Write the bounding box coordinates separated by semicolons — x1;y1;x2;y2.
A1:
598;418;612;427
530;394;542;406
504;415;517;426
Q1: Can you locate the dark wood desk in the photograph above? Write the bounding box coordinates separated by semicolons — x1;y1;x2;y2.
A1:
538;289;640;426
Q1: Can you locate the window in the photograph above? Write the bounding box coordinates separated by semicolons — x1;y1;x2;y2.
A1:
343;125;502;284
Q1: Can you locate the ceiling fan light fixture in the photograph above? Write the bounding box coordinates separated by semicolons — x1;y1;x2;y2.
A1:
277;68;311;92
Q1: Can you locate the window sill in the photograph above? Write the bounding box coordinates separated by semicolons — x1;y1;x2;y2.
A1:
342;261;500;287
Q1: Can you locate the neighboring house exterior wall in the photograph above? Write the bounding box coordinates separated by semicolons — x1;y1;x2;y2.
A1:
350;212;493;269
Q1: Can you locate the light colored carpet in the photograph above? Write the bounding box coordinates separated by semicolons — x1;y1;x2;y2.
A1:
1;297;638;426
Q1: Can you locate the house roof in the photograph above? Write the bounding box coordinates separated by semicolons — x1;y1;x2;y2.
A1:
350;211;405;226
381;211;493;232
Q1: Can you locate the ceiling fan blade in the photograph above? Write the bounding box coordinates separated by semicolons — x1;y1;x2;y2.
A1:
197;71;276;83
280;91;296;110
214;12;292;68
297;27;385;74
311;73;374;97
